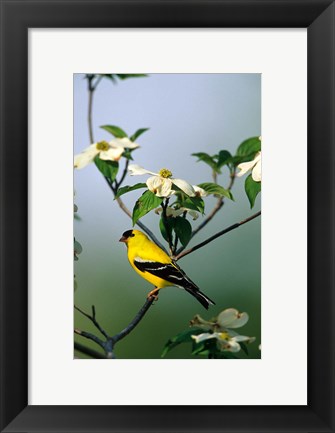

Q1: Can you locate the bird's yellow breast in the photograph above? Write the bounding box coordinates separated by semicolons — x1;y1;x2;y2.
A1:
126;233;173;289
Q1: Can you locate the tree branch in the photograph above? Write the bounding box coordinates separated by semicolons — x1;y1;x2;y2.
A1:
191;170;236;240
102;176;167;251
74;304;110;339
113;297;155;343
175;210;261;261
87;74;95;143
74;296;156;358
74;328;106;349
176;170;236;258
86;74;167;252
115;158;129;190
74;342;106;359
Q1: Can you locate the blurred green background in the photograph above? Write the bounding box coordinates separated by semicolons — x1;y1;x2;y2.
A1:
74;73;261;359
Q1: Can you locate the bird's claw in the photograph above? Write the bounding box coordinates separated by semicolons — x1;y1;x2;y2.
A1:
147;288;160;302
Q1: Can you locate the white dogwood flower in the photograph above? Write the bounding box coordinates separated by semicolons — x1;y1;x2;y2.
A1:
128;164;196;198
192;331;255;353
155;206;200;220
190;308;255;353
237;151;261;182
193;185;208;197
74;138;139;169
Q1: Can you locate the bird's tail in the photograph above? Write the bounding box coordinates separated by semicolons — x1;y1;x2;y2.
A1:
184;287;216;310
173;261;215;309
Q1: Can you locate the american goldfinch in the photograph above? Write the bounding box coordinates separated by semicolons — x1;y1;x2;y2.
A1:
119;229;215;309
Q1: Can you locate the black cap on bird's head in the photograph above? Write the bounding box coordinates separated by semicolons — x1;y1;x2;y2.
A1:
119;230;135;243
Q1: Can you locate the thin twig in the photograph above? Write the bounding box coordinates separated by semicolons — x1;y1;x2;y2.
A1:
103;177;167;251
191;170;236;240
175;210;261;261
92;74;103;90
87;74;95;143
74;328;105;349
74;304;110;339
75;296;156;358
86;75;166;252
115;158;129;190
74;342;106;359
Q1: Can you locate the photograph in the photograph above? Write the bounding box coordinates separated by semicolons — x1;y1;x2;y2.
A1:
1;0;334;430
74;73;261;359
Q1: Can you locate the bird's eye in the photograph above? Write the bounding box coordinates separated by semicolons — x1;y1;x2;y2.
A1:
131;233;135;237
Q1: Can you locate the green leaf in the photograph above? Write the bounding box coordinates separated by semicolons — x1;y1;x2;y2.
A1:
240;342;249;356
122;148;135;160
115;74;148;80
245;174;261;208
192;152;220;173
161;328;203;357
74;238;83;255
237;137;261;157
115;183;147;198
132;190;162;225
130;128;149;142
100;125;128;138
192;342;207;355
197;182;234;200
94;156;119;181
100;74;117;83
173;217;192;247
217;150;233;168
181;196;205;214
100;74;148;82
159;217;174;243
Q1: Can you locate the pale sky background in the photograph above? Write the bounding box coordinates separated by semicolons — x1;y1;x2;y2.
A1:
74;73;261;359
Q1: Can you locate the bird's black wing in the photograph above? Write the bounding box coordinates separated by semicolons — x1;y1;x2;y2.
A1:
134;257;215;309
133;258;198;288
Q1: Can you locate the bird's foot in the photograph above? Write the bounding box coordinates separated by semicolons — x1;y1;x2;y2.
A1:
147;287;160;302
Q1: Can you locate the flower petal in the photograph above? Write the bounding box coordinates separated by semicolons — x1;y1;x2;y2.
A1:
185;209;199;220
110;137;140;150
74;145;99;169
217;308;249;329
221;340;241;352
172;179;195;197
128;164;158;176
252;159;261;182
232;334;254;343
193;185;208;197
191;332;217;344
236;160;256;177
99;147;124;161
189;314;215;330
147;177;173;197
166;207;184;218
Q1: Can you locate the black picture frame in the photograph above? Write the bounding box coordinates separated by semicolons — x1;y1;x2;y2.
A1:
1;0;334;432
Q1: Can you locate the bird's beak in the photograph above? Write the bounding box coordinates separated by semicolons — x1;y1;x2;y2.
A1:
119;236;127;243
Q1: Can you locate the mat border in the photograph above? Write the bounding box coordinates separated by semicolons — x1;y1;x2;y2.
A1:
1;1;334;432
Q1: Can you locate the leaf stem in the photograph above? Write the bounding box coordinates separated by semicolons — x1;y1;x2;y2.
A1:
176;170;236;256
115;158;129;190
